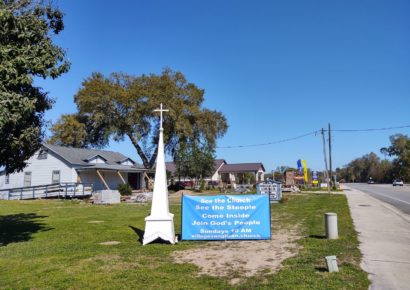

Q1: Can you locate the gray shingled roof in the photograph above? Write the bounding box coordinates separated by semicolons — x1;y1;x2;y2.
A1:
77;164;145;172
219;163;265;173
165;159;226;175
43;144;146;170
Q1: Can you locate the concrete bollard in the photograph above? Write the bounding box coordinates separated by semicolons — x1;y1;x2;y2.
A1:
325;255;339;272
325;213;338;239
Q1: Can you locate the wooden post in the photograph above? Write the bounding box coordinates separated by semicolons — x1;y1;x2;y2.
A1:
96;170;110;190
321;128;331;194
77;172;82;183
144;172;152;190
328;123;333;188
117;171;126;184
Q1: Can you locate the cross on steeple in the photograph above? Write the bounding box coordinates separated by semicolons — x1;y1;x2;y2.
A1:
154;103;169;129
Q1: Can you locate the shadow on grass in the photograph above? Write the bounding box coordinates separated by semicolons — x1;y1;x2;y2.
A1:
0;213;52;246
129;226;144;244
315;267;328;272
308;234;326;239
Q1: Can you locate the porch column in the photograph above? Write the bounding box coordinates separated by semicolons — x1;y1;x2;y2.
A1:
117;171;126;184
76;171;82;183
96;170;110;190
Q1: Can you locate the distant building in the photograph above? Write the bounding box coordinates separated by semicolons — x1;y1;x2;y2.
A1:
166;159;226;185
165;159;265;187
0;144;147;193
284;170;304;185
219;163;265;184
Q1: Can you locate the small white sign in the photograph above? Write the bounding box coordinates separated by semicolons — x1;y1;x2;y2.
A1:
256;182;282;202
320;183;329;188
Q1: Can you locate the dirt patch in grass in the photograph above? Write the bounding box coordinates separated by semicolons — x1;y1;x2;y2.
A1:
172;228;301;284
99;241;121;245
67;255;141;274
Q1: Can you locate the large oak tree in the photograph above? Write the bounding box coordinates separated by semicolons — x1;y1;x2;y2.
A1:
50;68;228;169
0;0;70;173
381;134;410;180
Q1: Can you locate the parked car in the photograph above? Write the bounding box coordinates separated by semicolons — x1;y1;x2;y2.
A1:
367;179;375;184
393;179;404;186
182;181;194;188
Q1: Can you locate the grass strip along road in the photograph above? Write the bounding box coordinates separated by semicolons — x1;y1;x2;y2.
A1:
0;193;369;289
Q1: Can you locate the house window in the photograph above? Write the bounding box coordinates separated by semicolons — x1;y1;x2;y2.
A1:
52;170;60;184
24;172;32;187
38;150;48;160
5;174;9;184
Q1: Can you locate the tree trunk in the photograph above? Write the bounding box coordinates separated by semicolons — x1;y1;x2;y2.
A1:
148;149;158;169
127;132;158;169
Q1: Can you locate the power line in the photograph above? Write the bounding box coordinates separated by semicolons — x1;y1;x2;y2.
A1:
332;125;410;132
217;130;319;149
217;124;410;149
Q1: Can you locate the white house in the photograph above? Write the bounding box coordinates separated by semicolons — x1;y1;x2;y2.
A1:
219;163;266;185
165;159;226;185
0;144;147;196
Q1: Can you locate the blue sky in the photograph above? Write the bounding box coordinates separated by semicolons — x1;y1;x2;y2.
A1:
37;0;410;171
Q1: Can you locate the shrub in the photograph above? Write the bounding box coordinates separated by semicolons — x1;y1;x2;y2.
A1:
168;183;185;192
117;183;132;196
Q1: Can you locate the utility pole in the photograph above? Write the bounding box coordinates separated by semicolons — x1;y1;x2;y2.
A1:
328;123;333;188
321;128;330;194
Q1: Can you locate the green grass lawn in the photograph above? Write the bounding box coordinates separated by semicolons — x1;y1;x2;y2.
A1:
0;194;369;290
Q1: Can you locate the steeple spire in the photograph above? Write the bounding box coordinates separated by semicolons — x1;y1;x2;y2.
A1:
143;103;177;245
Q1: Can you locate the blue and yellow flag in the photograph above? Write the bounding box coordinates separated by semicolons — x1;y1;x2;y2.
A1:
301;160;308;183
297;159;303;173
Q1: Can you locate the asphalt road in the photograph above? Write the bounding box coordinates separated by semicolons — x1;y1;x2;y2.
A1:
347;183;410;215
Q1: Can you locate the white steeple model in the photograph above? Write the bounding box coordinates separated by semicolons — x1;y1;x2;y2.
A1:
143;103;177;245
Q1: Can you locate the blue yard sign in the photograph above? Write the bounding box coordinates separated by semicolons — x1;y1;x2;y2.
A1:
182;194;271;240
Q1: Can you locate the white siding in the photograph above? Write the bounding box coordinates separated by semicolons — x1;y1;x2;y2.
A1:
0;150;75;190
78;170;126;191
0;172;6;188
120;159;134;166
88;156;106;164
78;171;99;188
104;171;125;190
257;170;265;183
210;171;219;181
